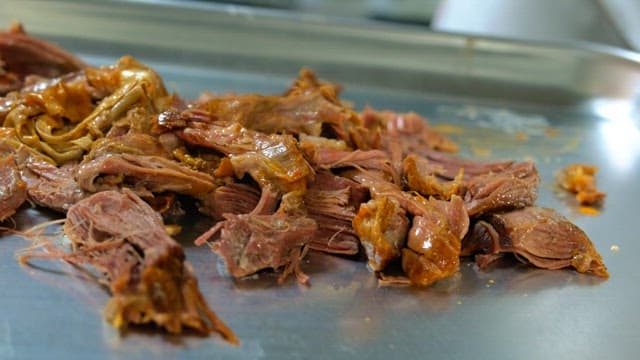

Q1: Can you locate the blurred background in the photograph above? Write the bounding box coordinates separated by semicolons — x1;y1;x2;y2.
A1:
152;0;640;51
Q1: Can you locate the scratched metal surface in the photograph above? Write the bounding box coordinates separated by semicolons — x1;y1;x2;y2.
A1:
1;1;639;359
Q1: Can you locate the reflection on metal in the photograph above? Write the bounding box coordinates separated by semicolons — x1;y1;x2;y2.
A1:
594;99;640;172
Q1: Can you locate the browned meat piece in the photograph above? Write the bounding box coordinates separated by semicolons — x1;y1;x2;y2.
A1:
194;68;361;145
461;207;608;277
0;130;87;213
159;115;312;195
557;164;606;206
464;161;539;216
352;197;409;271
345;168;470;286
86;132;172;160
195;213;317;284
194;92;333;136
76;153;216;197
361;107;459;156
0;23;85;95
423;151;514;180
228;134;311;195
305;147;399;184
304;171;367;255
57;189;237;342
401;195;469;286
0;140;27;221
403;154;464;200
283;68;363;146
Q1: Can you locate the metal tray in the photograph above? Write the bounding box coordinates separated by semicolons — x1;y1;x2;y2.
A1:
1;1;639;359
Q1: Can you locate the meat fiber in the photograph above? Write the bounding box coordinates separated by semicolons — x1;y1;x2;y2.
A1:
304;171;367;255
195;213;317;284
58;189;238;342
197;182;262;220
0;23;85;95
362;107;459;154
0;140;27;221
464;161;540;216
76;153;216;197
423;151;514;180
306;147;399;184
21;158;86;213
461;207;608;277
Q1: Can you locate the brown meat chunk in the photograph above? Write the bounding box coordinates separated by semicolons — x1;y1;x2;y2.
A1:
61;189;237;342
198;182;262;220
162;116;312;195
462;207;608;277
21;159;86;212
464;161;539;216
403;154;464;200
362;107;459;155
0;24;85;95
76;153;216;197
401;195;469;286
353;197;409;271
304;172;364;255
0;141;27;220
195;213;317;284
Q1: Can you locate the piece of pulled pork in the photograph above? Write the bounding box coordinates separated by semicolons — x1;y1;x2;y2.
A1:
461;207;608;277
463;161;540;216
0;23;86;96
195;213;317;284
305;171;367;255
352;196;409;271
0;138;27;221
34;189;238;342
401;195;469;286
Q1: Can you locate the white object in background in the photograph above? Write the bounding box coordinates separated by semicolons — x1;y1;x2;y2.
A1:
601;0;640;51
432;0;628;49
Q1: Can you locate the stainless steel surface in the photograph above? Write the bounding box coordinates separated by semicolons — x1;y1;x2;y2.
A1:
432;0;630;50
1;1;639;359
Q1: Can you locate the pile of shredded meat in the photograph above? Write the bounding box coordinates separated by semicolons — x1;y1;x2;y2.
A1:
0;27;608;343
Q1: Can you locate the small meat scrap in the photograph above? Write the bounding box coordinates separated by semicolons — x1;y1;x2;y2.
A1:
361;107;459;155
403;154;464;200
76;152;216;196
60;189;237;342
462;207;608;277
558;164;605;207
401;195;469;287
195;213;317;284
0;140;27;221
353;196;409;271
